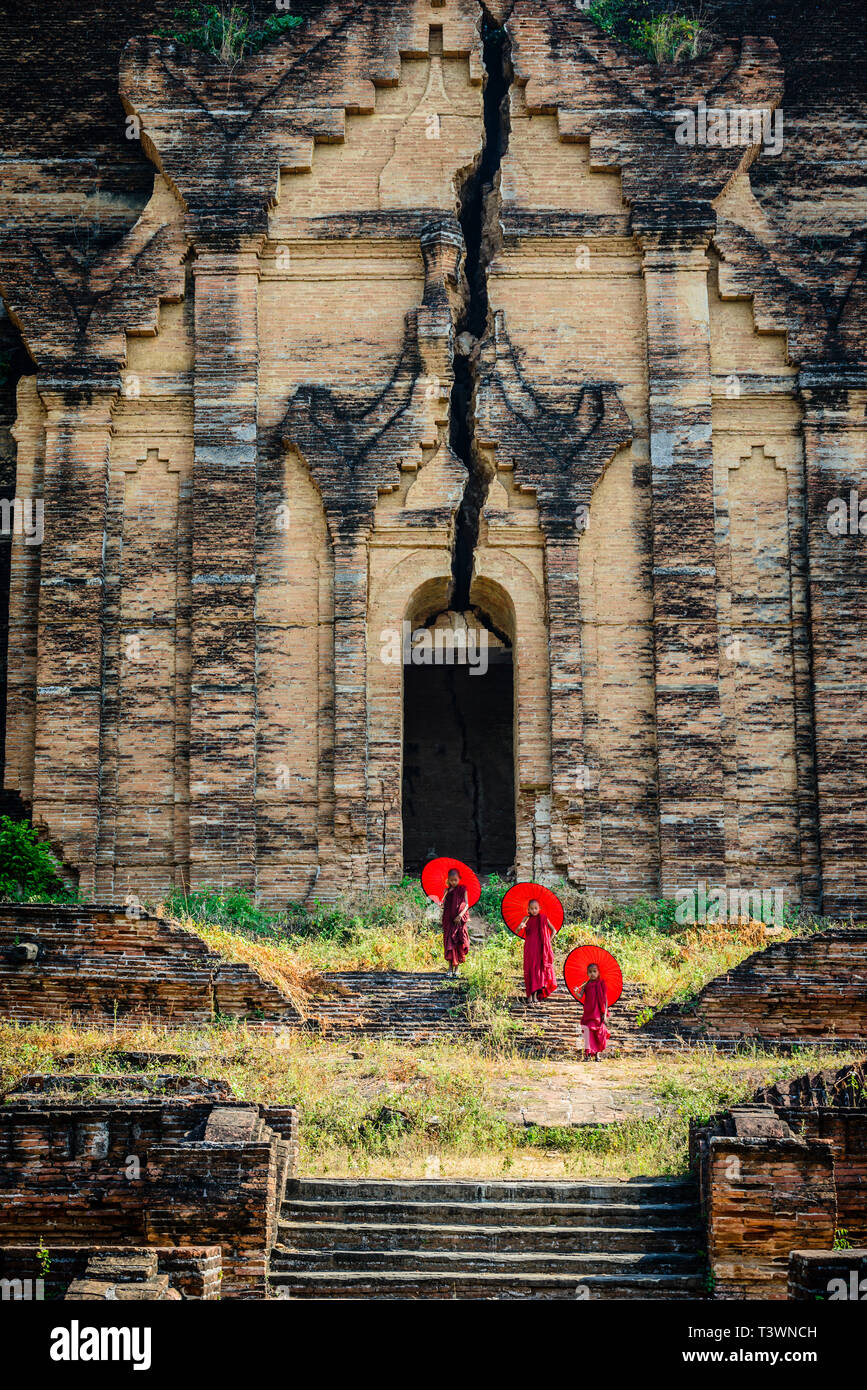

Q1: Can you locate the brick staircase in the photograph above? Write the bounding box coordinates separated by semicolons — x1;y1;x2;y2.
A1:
308;972;484;1044
307;971;671;1055
507;982;658;1055
270;1176;705;1299
307;958;863;1056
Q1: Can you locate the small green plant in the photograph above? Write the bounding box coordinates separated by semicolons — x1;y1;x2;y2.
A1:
0;817;71;901
163;885;283;935
585;0;714;64
476;873;512;926
37;1236;50;1279
833;1228;853;1251
164;878;433;948
633;11;711;62
157;3;303;65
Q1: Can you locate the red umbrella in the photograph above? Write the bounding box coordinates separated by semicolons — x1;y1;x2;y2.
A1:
564;945;623;1006
501;882;564;935
421;857;481;907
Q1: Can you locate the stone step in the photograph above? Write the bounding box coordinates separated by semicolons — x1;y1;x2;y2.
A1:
285;1176;696;1204
305;970;669;1054
281;1198;699;1230
272;1174;704;1300
271;1269;705;1299
276;1219;701;1255
270;1245;704;1276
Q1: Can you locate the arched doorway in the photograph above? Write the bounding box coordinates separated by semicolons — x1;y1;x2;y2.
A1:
401;610;516;875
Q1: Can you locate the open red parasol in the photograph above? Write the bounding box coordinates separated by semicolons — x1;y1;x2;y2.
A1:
421;857;481;907
501;882;564;935
563;945;623;1006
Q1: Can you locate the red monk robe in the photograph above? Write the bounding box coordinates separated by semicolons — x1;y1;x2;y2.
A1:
518;912;557;999
441;883;470;966
580;976;610;1055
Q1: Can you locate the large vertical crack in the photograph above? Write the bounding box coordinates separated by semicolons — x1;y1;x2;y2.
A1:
449;6;513;611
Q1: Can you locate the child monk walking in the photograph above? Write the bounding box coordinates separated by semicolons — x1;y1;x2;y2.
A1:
577;961;610;1061
441;867;470;976
517;896;557;1004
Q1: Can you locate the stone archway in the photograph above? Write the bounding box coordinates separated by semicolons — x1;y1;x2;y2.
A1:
367;557;550;886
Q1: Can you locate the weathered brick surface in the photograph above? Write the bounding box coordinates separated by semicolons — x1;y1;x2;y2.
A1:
781;1112;867;1244
0;902;299;1025
0;1094;298;1298
698;1115;838;1299
0;1244;221;1300
789;1249;867;1302
0;2;865;908
692;1063;867;1298
649;927;867;1042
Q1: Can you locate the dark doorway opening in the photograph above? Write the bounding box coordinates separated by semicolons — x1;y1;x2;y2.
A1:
0;304;36;814
402;644;516;876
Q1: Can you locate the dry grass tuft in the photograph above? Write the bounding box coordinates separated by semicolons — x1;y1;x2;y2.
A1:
164;911;329;1017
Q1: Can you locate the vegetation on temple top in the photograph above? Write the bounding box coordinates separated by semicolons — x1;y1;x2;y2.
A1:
585;0;715;63
156;2;303;64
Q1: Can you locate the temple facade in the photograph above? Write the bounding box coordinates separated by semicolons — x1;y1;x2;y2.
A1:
0;0;864;913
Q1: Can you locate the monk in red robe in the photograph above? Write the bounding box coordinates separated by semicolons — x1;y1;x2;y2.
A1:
577;962;610;1060
441;868;470;975
517;897;557;1004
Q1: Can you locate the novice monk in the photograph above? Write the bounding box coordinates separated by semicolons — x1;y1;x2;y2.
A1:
518;897;557;1004
441;868;470;976
577;962;610;1061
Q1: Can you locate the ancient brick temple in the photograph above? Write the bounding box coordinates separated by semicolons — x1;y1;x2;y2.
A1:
0;1;865;912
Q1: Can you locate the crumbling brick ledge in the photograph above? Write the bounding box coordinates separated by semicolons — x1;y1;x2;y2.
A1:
691;1063;867;1299
789;1250;867;1301
0;1245;222;1301
646;927;867;1044
0;902;299;1026
0;1088;299;1299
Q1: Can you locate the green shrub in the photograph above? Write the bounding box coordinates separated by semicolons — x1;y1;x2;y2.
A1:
0;817;70;900
157;3;303;65
632;12;712;62
164;877;433;947
585;0;714;64
162;886;279;934
476;873;511;925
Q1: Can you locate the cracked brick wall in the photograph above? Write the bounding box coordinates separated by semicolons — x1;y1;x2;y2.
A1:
0;1;864;911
